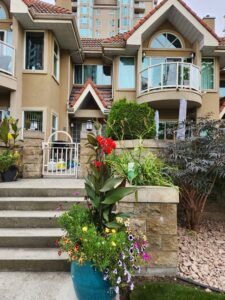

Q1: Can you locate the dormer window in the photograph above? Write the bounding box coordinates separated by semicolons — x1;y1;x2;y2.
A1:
151;32;182;49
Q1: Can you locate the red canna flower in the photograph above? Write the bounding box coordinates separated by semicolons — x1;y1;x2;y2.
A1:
95;160;102;171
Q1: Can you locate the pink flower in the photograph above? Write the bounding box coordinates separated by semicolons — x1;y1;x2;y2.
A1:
143;252;150;261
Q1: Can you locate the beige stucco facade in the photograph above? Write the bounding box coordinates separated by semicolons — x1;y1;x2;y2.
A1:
0;0;224;144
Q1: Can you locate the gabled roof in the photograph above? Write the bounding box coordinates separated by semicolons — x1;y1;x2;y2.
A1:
23;0;72;15
102;0;220;46
69;80;112;114
81;38;103;50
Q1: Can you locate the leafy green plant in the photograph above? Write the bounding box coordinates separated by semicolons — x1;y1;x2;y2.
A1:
0;150;19;173
163;118;225;231
58;204;150;294
106;99;156;140
106;142;174;187
0;117;20;147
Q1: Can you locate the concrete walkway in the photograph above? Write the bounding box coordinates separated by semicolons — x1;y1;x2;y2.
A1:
0;272;77;300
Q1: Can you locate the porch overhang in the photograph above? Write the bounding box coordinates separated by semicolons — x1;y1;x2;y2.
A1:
10;0;84;63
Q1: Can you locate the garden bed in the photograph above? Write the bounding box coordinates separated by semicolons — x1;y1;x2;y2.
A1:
178;219;225;291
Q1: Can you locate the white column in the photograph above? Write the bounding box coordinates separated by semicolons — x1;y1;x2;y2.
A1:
176;99;187;141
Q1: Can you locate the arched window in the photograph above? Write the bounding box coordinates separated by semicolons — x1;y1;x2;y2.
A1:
151;32;182;49
0;2;8;19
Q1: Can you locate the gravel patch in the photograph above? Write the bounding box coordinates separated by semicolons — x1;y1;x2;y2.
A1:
178;220;225;291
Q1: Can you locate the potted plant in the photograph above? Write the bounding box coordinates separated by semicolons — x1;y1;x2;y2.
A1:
0;150;20;182
57;131;150;299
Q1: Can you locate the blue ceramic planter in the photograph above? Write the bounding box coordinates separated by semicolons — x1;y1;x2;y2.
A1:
71;261;116;300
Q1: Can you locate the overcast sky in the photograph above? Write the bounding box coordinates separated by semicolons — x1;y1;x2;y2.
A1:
46;0;224;36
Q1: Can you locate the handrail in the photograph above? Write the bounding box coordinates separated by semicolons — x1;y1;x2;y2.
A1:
0;40;15;76
139;62;201;95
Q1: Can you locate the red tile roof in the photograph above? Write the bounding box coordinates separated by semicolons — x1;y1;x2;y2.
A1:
69;79;112;110
220;38;225;46
23;0;72;15
103;0;220;45
81;38;103;50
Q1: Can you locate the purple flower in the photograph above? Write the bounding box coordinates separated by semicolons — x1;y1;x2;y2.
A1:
121;252;126;260
129;255;134;262
130;282;134;291
118;260;122;267
127;272;131;283
113;268;118;274
128;234;134;241
73;191;80;196
114;286;119;294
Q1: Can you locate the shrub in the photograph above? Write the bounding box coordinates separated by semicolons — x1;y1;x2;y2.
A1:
106;99;155;140
0;150;19;173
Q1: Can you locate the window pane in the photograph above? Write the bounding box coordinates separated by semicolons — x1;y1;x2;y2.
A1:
80;29;89;37
53;41;59;79
26;32;44;70
119;57;135;89
151;33;182;49
0;5;7;19
74;65;83;84
201;58;214;90
24;111;43;131
220;80;225;97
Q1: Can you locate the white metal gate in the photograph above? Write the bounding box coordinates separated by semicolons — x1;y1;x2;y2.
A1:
42;131;80;178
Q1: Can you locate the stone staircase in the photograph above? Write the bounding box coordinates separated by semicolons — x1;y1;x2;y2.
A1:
0;179;85;271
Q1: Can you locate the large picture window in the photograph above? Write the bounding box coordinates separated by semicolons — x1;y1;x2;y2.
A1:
25;32;44;70
118;57;135;89
201;58;214;90
0;3;7;19
74;65;112;85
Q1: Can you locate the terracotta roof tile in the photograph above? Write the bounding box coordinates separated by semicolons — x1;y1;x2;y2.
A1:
103;0;220;46
219;38;225;46
69;79;112;110
81;38;103;50
220;97;225;113
23;0;72;15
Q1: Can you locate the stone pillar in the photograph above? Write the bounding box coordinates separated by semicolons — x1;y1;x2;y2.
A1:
118;186;179;276
22;131;44;178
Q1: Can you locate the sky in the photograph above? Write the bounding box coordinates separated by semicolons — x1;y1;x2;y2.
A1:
45;0;224;36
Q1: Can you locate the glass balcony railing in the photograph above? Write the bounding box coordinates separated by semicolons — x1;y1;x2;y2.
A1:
0;40;15;76
139;62;201;94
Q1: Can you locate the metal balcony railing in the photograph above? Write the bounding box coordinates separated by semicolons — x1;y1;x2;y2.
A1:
0;40;15;76
139;62;201;94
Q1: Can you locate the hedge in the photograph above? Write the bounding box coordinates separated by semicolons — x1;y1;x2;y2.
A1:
105;99;155;140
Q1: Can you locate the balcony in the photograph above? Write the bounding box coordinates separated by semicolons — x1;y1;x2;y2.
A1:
134;2;145;13
0;40;16;91
138;62;202;109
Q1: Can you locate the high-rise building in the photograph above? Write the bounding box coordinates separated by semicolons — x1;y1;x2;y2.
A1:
71;0;157;38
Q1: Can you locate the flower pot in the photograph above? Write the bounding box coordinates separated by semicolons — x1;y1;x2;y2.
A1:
1;166;18;182
71;261;116;300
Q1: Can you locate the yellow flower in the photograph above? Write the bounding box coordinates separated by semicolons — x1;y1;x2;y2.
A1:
105;228;110;233
116;217;123;224
111;229;116;234
82;226;88;232
111;241;116;247
124;220;130;227
143;235;147;242
8;133;13;140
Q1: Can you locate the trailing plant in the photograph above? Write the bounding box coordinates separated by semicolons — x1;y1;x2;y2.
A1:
106;99;155;140
106;142;174;187
58;205;150;294
163;118;225;231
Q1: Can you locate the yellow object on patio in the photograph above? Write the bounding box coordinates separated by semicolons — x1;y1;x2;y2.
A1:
57;159;66;171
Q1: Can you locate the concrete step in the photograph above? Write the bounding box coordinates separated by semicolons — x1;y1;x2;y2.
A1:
0;248;69;271
0;197;85;210
0;228;64;248
0;211;64;228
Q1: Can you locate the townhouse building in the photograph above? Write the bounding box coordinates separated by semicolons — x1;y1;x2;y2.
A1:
0;0;225;147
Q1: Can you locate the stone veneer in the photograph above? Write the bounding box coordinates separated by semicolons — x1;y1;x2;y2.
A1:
118;186;179;276
22;131;44;178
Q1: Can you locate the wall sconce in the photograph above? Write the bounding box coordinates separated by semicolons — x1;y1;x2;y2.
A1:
70;122;74;128
142;51;146;58
190;52;195;61
86;120;93;131
10;23;13;31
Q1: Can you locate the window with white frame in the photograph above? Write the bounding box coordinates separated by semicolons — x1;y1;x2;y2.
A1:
51;113;58;141
53;40;60;80
201;58;215;90
25;32;44;70
118;57;135;89
0;110;9;122
74;64;112;85
24;111;43;131
151;33;182;49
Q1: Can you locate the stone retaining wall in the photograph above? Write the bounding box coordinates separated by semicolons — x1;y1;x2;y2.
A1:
118;186;179;276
